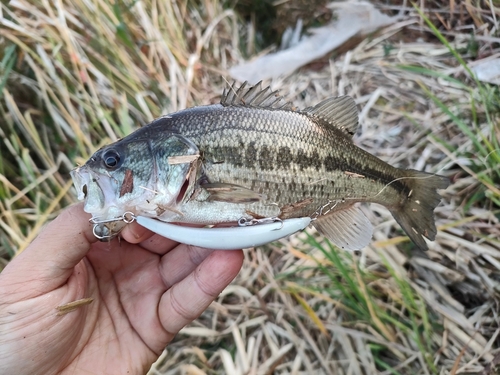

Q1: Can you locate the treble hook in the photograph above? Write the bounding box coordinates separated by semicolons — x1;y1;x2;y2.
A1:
90;212;136;240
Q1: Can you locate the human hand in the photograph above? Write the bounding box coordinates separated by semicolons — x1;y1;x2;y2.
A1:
0;203;243;375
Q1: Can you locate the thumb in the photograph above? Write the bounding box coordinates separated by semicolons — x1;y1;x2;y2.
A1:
1;203;98;297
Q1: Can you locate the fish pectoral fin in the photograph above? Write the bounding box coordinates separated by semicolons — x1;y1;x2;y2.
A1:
203;183;263;203
305;96;359;137
312;205;373;251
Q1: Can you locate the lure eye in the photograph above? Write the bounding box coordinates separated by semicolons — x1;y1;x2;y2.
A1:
102;149;121;170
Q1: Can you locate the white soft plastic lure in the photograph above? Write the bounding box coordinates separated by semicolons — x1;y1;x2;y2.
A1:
135;216;312;250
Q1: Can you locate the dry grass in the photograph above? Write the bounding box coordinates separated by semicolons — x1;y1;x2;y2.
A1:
1;0;500;374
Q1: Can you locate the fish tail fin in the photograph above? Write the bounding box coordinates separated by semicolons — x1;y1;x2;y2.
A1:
389;170;449;250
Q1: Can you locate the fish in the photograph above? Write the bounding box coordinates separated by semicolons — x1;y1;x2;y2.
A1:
71;81;449;250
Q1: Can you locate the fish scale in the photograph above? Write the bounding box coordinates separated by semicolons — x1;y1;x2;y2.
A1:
156;107;403;209
71;81;449;250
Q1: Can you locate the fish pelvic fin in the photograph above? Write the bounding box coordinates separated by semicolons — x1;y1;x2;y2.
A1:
389;170;449;251
312;204;373;251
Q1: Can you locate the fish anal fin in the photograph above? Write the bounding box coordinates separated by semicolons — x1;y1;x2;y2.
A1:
312;205;373;251
203;182;263;203
305;96;359;137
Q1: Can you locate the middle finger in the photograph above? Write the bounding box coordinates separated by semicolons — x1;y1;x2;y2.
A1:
158;244;215;289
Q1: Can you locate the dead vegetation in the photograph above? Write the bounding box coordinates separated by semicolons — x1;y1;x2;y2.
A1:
1;0;499;374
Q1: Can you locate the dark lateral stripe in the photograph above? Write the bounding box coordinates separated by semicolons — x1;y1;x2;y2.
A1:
277;146;292;169
203;146;407;194
296;149;322;171
259;145;275;170
245;142;257;168
323;154;407;194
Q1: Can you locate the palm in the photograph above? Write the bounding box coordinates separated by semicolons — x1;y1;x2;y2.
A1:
63;241;165;374
0;204;243;375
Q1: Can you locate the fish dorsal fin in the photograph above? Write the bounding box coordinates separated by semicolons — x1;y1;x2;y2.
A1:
221;81;293;110
304;96;359;137
312;204;373;251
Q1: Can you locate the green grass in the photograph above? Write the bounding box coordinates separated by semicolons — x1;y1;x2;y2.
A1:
412;7;500;209
280;234;441;374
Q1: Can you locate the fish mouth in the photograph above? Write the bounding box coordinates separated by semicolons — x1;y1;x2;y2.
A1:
70;167;92;201
70;166;118;217
71;166;129;241
70;167;89;201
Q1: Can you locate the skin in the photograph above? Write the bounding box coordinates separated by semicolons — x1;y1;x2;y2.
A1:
0;203;243;375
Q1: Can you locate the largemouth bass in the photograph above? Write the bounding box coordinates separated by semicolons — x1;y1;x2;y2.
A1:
71;82;449;250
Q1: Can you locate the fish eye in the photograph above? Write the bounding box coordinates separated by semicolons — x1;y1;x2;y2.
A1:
102;149;121;170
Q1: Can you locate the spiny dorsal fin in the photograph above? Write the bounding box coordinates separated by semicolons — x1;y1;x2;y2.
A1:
304;96;359;137
221;81;293;110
